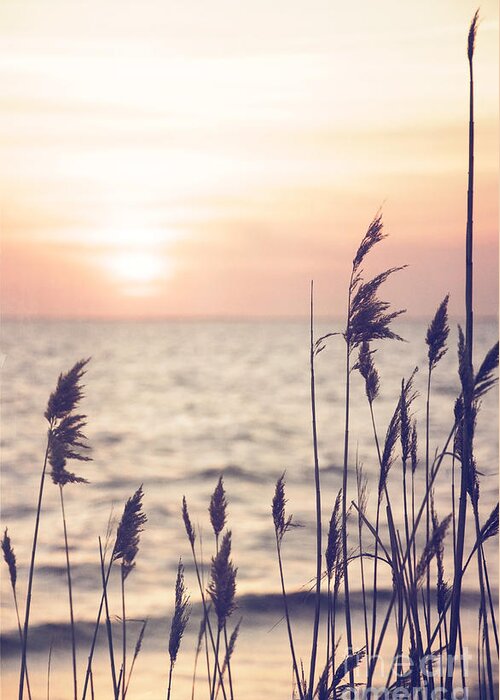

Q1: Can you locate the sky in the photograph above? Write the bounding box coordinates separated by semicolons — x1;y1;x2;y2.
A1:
0;0;498;319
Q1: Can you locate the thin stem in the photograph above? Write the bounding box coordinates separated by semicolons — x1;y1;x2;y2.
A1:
223;626;235;700
275;536;304;699
472;505;494;699
81;556;114;699
19;432;51;700
47;639;53;700
308;281;322;698
187;539;227;700
210;628;221;700
59;485;78;700
447;28;476;699
11;587;33;700
121;566;126;700
425;368;432;653
166;660;174;700
367;400;382;661
355;485;369;679
98;539;118;698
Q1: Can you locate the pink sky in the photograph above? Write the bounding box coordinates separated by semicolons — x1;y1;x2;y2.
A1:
0;0;498;319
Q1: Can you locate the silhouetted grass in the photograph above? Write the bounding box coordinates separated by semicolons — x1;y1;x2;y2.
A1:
1;12;498;700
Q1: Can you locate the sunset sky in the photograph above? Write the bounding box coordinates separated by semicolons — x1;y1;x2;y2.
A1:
0;0;498;318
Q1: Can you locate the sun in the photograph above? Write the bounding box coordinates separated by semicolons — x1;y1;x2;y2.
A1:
103;250;170;291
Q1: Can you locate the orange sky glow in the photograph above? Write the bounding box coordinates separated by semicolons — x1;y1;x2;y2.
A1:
0;0;498;319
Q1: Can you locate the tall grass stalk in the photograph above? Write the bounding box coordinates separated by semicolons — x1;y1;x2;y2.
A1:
59;485;78;700
1;530;33;700
98;538;119;698
446;11;479;695
19;436;51;700
19;359;89;700
124;619;147;698
272;475;304;699
355;459;369;678
308;281;322;697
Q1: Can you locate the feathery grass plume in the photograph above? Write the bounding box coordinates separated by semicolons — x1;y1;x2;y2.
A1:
474;341;499;400
272;473;296;543
191;616;207;700
480;503;499;544
410;421;418;474
19;358;90;700
426;295;450;370
325;490;342;580
378;398;401;501
353;341;379;403
347;266;406;349
468;9;479;60
453;398;479;506
431;495;449;617
352;213;386;270
347;214;406;351
272;477;304;700
221;618;242;678
169;560;190;665
114;487;147;700
182;496;196;547
208;531;237;630
45;359;90;423
113;485;147;578
400;368;418;464
2;532;33;700
124;619;148;698
209;477;228;542
331;647;365;688
2;527;17;589
415;514;451;585
49;414;91;485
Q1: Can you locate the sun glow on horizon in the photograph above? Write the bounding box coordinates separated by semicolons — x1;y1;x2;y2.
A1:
103;250;170;291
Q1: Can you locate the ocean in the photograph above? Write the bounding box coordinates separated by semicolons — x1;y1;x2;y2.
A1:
1;318;498;698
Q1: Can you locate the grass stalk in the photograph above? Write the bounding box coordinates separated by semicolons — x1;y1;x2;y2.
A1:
275;535;304;699
19;434;51;700
308;281;322;697
446;14;478;692
121;565;127;700
98;538;119;698
59;484;78;700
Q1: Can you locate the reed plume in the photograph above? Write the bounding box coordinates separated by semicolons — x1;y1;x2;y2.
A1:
19;358;90;700
181;495;228;699
272;475;303;699
415;514;451;586
124;619;148;698
221;618;241;679
378;398;401;501
167;560;190;700
113;485;147;576
2;530;32;700
353;341;379;404
341;214;405;685
325;489;342;688
209;477;228;546
208;531;237;700
426;294;450;371
48;373;91;700
208;531;237;630
474;341;499;400
113;485;147;700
